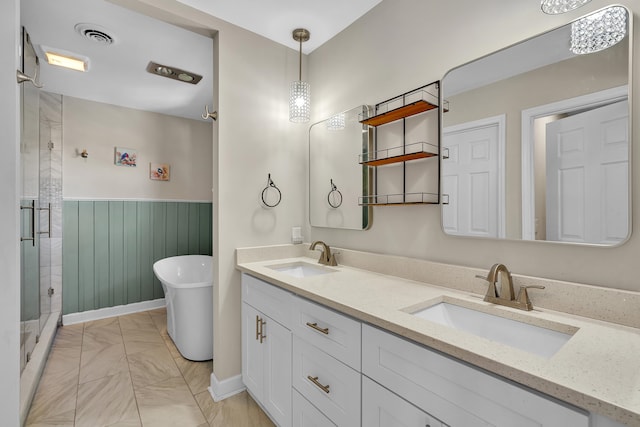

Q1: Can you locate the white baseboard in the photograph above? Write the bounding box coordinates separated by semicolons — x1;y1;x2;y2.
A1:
62;299;166;325
208;373;245;402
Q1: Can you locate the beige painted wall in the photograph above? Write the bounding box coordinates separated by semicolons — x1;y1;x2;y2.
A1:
111;0;308;382
308;0;640;292
63;96;213;201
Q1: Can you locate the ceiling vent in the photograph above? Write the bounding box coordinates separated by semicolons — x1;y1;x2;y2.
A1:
74;23;115;45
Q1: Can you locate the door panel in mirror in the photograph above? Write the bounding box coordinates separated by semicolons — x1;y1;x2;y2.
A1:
309;105;372;230
441;5;631;245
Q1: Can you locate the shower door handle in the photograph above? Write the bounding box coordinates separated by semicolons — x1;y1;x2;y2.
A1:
20;200;35;246
37;203;51;238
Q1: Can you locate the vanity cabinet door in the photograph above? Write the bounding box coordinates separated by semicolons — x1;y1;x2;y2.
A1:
242;273;295;426
362;324;589;427
242;302;264;400
263;311;292;427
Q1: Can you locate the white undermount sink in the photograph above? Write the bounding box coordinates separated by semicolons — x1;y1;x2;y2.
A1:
266;261;336;278
412;301;575;359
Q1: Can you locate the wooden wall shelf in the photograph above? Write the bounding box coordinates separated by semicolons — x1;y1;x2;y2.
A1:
360;141;439;166
360;100;438;127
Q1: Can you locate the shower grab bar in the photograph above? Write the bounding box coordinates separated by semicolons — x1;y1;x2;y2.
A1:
20;200;35;246
37;203;51;238
16;69;44;89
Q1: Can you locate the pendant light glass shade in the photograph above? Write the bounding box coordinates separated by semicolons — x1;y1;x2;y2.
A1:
570;6;626;54
290;80;310;123
541;0;592;14
289;28;311;123
326;113;346;130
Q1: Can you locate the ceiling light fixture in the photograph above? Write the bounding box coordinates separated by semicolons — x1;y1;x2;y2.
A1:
146;61;202;85
289;28;311;123
43;50;88;72
541;0;592;14
570;6;627;54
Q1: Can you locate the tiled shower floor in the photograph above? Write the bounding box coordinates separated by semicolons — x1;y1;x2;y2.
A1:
25;308;274;426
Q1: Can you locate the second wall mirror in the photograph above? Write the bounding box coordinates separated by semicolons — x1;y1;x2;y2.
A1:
309;105;373;230
441;5;631;246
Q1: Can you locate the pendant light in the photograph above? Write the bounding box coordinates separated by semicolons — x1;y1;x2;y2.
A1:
289;28;311;123
540;0;592;14
570;6;627;54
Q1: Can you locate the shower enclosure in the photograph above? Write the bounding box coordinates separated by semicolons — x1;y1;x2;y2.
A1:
19;28;53;373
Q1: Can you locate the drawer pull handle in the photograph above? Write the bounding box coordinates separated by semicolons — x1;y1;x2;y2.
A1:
259;318;266;343
255;315;260;341
307;375;330;393
306;322;329;335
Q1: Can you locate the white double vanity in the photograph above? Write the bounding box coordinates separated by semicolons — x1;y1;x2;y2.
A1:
236;245;640;427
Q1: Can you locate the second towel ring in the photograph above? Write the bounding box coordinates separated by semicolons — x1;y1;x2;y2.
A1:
327;179;343;208
261;173;282;208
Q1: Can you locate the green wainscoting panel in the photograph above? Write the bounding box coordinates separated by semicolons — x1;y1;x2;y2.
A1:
63;200;213;315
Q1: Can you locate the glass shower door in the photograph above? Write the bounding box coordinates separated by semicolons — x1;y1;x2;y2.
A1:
20;29;42;373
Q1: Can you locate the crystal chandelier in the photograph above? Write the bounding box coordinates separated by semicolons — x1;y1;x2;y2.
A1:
540;0;592;14
289;28;311;123
570;6;627;55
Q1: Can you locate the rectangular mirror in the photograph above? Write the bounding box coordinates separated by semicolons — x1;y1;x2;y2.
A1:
441;5;631;245
309;105;373;230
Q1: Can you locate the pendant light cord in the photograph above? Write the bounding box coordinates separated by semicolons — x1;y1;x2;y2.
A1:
298;37;302;81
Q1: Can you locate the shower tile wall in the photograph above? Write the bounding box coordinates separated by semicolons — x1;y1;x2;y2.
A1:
39;92;63;316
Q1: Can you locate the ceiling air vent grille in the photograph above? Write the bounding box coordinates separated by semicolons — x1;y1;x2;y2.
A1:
74;23;115;46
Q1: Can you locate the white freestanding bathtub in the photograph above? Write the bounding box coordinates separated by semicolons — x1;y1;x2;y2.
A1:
153;255;213;361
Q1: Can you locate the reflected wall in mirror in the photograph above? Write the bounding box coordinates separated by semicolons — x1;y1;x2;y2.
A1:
441;5;631;245
309;105;372;229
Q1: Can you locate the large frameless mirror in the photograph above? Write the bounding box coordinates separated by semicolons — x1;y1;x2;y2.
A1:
309;105;373;230
441;5;631;245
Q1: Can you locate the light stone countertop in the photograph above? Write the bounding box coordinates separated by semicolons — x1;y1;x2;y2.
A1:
237;255;640;427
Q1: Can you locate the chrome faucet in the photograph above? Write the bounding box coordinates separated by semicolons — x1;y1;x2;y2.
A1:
476;263;544;311
309;241;338;266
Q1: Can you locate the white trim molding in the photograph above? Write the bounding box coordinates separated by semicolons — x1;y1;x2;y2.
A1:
208;373;245;402
521;85;628;240
62;298;166;325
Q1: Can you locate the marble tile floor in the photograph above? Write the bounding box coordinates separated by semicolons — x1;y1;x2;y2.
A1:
26;308;275;427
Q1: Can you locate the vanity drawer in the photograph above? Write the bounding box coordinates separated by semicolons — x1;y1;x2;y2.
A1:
291;296;361;369
362;324;588;427
242;273;292;328
362;375;447;427
292;335;360;427
292;389;337;427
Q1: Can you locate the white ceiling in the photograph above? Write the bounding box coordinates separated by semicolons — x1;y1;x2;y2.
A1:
176;0;383;54
20;0;382;121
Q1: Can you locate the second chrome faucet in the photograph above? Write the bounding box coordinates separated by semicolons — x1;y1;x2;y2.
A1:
476;263;544;311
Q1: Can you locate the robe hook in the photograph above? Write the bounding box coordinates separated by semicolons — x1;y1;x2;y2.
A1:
202;105;217;121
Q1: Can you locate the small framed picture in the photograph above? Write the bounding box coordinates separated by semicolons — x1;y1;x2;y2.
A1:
150;163;170;181
115;147;137;167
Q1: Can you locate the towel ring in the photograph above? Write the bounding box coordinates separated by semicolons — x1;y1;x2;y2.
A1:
327;179;343;208
261;173;281;208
